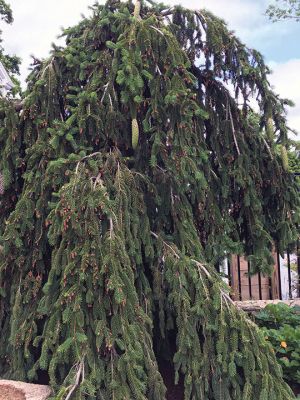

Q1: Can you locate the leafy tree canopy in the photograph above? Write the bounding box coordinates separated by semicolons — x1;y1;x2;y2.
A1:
0;0;299;399
266;0;300;21
0;0;12;24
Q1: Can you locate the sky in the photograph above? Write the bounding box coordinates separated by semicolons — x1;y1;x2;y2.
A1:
2;0;300;134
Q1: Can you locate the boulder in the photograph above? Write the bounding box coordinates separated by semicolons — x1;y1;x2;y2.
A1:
0;380;51;400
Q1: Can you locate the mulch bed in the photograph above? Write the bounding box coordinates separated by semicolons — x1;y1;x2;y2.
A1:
290;382;300;396
0;384;25;400
159;359;184;400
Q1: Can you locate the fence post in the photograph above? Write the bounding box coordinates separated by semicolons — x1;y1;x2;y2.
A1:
287;251;292;299
247;261;252;300
276;250;283;301
237;255;242;301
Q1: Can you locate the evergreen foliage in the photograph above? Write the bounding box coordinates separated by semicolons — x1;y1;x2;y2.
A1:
0;1;299;398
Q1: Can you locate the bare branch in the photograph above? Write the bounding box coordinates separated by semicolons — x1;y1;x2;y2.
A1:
228;104;241;156
65;357;85;400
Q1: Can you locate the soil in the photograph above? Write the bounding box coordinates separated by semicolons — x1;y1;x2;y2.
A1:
290;382;300;396
0;384;26;400
159;359;184;400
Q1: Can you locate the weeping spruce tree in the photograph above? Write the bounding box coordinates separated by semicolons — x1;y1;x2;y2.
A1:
0;0;299;399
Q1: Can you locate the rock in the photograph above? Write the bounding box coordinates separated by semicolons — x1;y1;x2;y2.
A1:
0;384;25;400
234;298;300;313
0;380;51;400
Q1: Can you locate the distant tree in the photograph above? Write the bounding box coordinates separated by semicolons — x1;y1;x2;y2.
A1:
0;0;13;23
0;0;21;94
266;0;300;21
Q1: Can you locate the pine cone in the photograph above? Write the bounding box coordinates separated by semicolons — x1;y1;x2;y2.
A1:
132;118;139;150
281;145;289;171
266;117;274;141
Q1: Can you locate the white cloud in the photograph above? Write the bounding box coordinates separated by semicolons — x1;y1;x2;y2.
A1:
268;59;300;135
168;0;285;47
2;0;94;82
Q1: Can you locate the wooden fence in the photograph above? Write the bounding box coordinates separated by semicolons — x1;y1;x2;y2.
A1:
217;247;300;301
